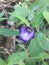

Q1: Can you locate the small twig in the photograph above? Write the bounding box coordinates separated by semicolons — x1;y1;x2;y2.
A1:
15;38;22;43
0;3;13;10
4;48;10;55
0;47;10;55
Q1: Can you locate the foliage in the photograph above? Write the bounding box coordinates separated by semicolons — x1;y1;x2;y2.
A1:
0;11;6;21
0;0;49;65
43;11;49;24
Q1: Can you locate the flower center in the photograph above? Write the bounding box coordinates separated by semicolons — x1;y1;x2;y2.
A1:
20;32;29;40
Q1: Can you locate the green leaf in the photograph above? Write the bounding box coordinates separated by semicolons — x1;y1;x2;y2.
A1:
28;9;34;21
0;28;19;36
28;52;49;62
0;11;6;21
14;5;29;17
0;11;5;17
18;61;25;65
0;18;7;21
28;32;49;58
31;0;49;27
43;11;49;24
7;51;27;65
37;0;49;8
15;14;30;26
39;52;49;60
9;15;19;22
24;0;29;2
25;58;36;65
42;61;48;65
10;14;30;26
9;5;30;26
37;33;49;51
0;58;7;65
7;61;25;65
29;0;39;10
32;11;44;27
28;38;43;57
31;0;49;9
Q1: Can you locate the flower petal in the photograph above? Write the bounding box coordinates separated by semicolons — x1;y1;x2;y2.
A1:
19;25;34;43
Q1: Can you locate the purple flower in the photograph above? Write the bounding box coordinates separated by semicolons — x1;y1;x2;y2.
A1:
19;25;34;43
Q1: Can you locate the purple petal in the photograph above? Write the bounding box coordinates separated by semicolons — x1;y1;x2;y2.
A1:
19;25;27;33
20;32;29;41
28;30;34;39
19;25;35;43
